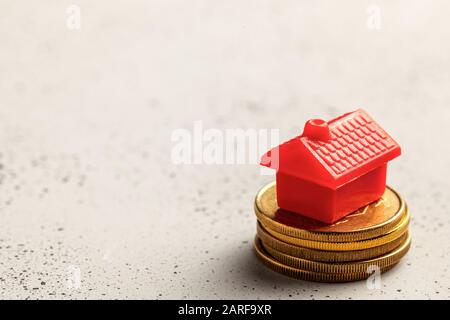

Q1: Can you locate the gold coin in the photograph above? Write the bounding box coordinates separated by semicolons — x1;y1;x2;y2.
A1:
257;222;409;262
255;181;406;242
261;232;411;273
261;208;409;251
253;236;402;283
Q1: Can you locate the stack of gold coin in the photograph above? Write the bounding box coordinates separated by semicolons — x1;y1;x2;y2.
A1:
253;181;411;282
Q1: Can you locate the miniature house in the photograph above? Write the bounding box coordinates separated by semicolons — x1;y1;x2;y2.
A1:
260;109;401;224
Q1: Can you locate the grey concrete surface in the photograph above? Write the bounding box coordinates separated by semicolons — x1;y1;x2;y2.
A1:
0;1;449;299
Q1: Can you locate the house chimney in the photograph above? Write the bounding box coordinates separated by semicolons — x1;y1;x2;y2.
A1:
303;119;331;141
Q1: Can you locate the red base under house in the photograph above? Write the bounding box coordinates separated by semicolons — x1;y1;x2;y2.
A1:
260;109;401;224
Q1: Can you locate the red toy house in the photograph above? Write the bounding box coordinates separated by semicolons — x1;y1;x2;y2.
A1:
260;109;401;224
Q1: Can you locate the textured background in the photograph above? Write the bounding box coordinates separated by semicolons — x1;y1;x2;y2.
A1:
0;0;449;299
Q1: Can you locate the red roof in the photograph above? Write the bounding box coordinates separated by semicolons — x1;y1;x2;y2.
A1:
261;109;401;188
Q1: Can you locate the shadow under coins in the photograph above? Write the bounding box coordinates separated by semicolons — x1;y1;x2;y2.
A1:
213;244;343;297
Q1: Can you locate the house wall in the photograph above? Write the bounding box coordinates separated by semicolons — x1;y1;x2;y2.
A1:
335;164;387;221
276;164;387;223
275;172;336;223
